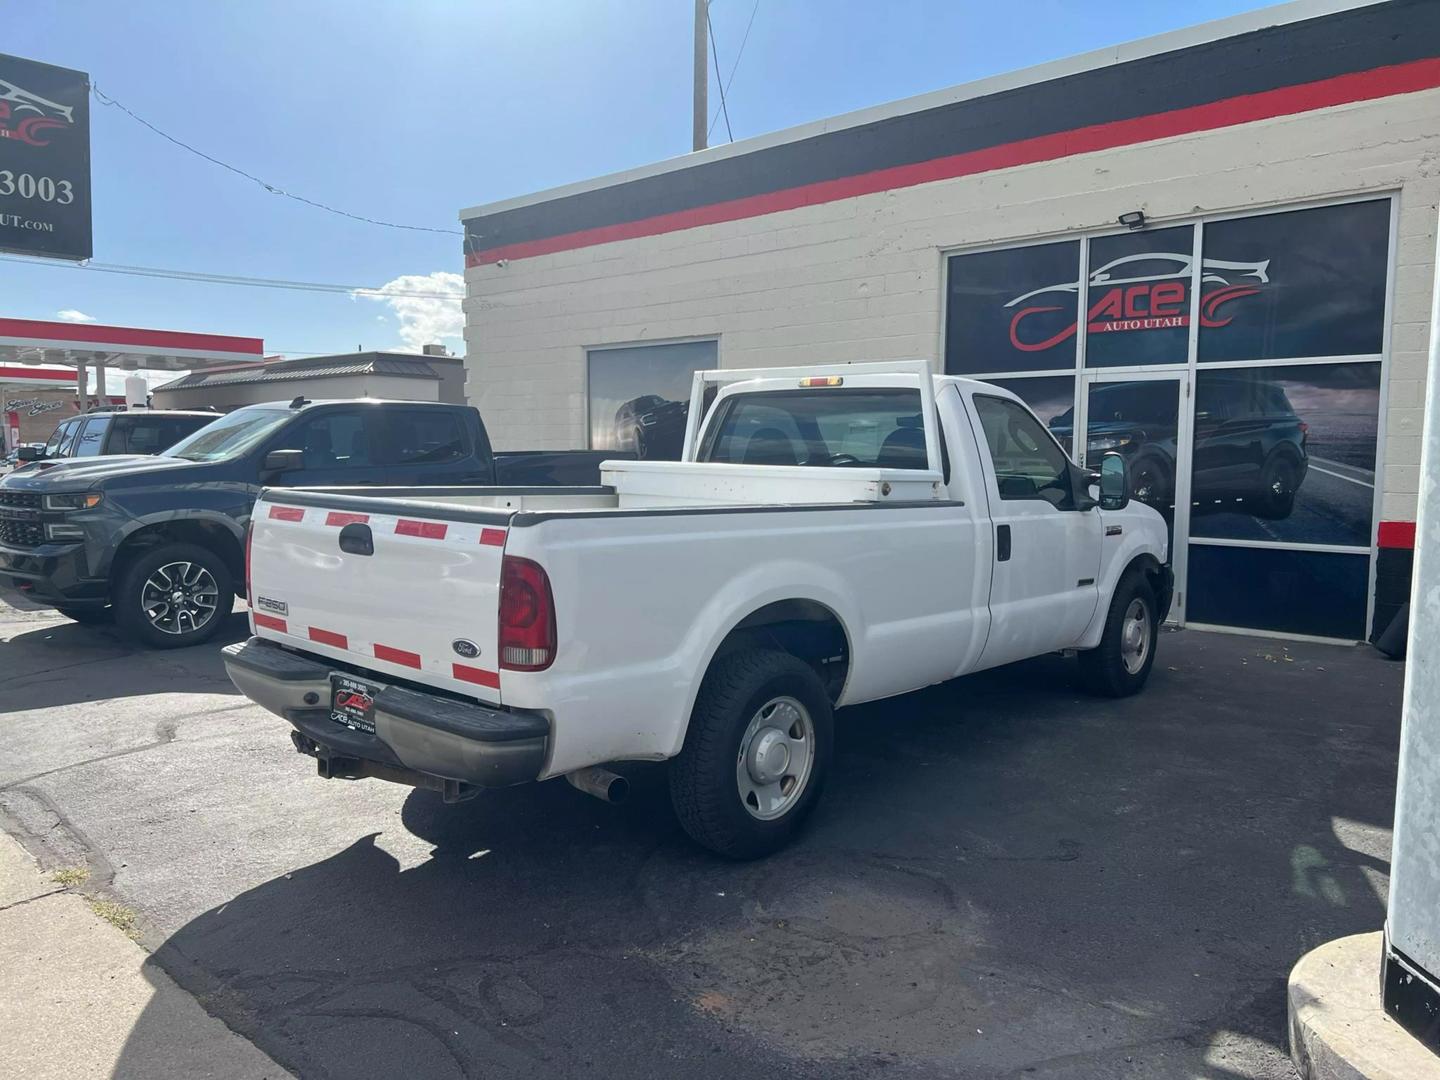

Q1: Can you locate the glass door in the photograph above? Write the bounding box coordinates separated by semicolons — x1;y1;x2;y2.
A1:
1077;370;1192;624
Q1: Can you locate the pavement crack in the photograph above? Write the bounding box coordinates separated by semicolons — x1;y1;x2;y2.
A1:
0;887;65;912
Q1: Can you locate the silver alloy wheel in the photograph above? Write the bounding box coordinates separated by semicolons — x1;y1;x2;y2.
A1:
140;561;219;636
1120;596;1151;675
735;695;816;821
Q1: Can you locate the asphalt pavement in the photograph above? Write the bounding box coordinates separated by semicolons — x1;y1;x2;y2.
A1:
0;605;1404;1079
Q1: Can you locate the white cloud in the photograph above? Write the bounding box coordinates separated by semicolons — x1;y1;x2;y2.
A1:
57;309;96;323
356;271;464;352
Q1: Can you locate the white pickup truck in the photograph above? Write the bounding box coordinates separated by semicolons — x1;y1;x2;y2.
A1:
224;361;1170;857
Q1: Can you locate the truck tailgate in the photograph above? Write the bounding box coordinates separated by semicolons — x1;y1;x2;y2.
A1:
248;494;511;704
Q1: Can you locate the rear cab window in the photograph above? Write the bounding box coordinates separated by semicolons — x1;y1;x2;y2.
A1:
386;409;471;465
700;388;942;473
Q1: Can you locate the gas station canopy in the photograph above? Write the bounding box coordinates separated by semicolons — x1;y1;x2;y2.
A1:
0;317;263;373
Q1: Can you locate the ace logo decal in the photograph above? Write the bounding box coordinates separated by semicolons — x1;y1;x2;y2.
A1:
1003;254;1270;353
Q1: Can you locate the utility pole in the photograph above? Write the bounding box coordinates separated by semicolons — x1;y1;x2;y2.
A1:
693;0;708;151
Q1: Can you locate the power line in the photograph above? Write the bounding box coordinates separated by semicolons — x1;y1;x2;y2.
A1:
0;255;465;300
709;0;761;139
705;3;734;143
90;83;463;237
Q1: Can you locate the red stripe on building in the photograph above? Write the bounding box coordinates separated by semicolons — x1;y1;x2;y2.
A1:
479;528;507;546
325;512;370;527
308;627;349;649
268;506;305;522
253;613;288;633
1379;521;1417;549
395;519;448;540
375;643;423;669
452;663;501;689
467;58;1440;265
0;318;264;355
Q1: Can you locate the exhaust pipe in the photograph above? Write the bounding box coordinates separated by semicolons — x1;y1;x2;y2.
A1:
566;766;629;804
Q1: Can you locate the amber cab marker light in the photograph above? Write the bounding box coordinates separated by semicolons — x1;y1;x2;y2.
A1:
799;377;843;388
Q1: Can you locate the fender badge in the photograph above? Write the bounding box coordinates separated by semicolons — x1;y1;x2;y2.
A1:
452;639;480;659
255;596;289;616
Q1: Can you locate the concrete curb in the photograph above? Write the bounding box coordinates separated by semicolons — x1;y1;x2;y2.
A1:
0;831;289;1080
1290;931;1440;1080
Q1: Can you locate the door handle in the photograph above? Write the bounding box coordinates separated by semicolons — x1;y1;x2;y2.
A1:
996;523;1011;562
338;522;374;556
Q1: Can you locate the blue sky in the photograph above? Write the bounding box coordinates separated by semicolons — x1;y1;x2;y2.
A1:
5;0;1271;367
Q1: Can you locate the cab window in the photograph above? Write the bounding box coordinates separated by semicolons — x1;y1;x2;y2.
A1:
974;394;1074;508
273;411;373;469
74;416;111;456
49;418;83;458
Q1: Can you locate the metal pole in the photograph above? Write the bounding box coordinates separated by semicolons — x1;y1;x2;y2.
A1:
1382;202;1440;1053
693;0;708;152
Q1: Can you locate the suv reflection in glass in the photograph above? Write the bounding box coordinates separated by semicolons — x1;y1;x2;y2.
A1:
614;395;688;460
1048;377;1308;519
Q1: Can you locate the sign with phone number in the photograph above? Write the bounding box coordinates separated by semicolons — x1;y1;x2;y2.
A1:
0;52;91;260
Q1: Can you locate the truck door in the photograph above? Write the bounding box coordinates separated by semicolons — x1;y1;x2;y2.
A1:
968;391;1101;667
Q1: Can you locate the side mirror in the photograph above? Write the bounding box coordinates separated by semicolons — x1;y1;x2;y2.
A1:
262;449;303;474
1099;452;1129;511
17;446;43;462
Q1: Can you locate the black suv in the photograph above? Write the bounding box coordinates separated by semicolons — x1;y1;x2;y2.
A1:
18;409;219;468
0;398;621;649
1048;376;1308;519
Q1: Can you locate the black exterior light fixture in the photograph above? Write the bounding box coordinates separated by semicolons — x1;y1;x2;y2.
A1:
1118;210;1147;231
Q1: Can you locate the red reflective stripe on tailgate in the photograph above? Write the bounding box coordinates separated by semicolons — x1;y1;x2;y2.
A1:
268;506;304;522
309;627;348;649
479;528;507;546
375;643;422;668
325;512;369;527
253;613;288;633
452;663;500;688
395;519;448;539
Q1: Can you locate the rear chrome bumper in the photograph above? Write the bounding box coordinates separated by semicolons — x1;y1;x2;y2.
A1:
222;637;547;789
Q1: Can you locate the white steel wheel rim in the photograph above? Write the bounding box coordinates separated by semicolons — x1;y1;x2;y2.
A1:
736;695;815;821
1120;597;1151;675
141;561;219;636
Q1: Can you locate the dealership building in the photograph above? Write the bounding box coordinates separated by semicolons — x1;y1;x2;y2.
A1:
461;0;1436;643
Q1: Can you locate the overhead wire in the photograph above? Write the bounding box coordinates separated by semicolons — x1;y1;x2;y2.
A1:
706;4;734;142
90;83;463;237
708;0;762;139
0;255;464;300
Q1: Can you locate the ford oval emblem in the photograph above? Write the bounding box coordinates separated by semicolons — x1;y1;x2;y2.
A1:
451;639;481;659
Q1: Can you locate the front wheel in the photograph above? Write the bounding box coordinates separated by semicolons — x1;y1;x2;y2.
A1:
1255;453;1300;519
113;542;235;650
1077;568;1158;697
670;649;833;859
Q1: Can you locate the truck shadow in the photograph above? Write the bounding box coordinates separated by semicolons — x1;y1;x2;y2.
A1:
115;632;1400;1079
0;612;247;715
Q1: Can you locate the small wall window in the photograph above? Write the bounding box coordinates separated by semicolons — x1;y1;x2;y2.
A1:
587;340;717;460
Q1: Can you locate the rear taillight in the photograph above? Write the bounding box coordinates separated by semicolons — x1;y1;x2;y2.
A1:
244;520;253;605
499;556;556;671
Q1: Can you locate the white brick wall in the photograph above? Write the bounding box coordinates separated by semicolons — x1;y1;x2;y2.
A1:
466;88;1440;520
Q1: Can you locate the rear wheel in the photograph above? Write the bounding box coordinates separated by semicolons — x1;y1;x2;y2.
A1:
1255;453;1300;519
1077;568;1158;697
670;649;833;859
113;542;235;650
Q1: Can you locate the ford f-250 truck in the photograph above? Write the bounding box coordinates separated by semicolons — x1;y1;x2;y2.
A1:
0;398;623;648
224;362;1171;857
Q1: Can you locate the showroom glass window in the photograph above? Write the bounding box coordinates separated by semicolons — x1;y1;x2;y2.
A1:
587;340;717;460
943;196;1394;640
1084;225;1193;367
945;240;1080;375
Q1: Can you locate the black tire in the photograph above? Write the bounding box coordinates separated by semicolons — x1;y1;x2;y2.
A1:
55;606;111;625
1255;452;1300;519
1129;455;1172;511
633;426;648;459
670;649;833;859
1077;567;1159;698
113;542;235;650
